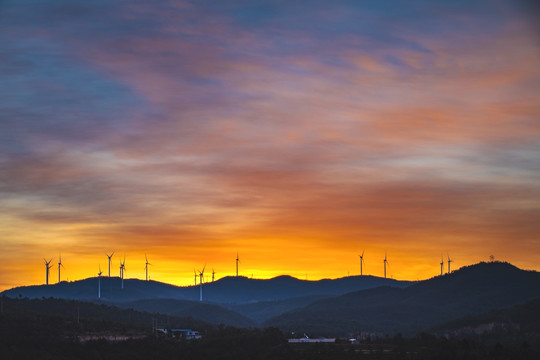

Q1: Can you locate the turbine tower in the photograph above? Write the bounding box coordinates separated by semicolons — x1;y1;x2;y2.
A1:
447;253;453;273
198;264;206;302
44;258;53;285
212;268;215;282
145;254;151;281
236;252;239;277
383;252;388;279
57;253;64;283
193;269;197;285
359;251;365;276
440;255;444;276
106;252;114;277
98;265;102;299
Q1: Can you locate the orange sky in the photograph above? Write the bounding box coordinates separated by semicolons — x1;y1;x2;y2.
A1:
1;1;540;290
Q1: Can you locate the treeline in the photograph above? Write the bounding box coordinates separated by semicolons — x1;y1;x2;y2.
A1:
2;325;540;360
0;296;210;332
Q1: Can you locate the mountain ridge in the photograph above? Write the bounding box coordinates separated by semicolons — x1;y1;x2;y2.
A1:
264;261;540;336
1;273;412;304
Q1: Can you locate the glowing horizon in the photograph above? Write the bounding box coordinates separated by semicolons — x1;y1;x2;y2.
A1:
1;0;539;291
2;247;534;291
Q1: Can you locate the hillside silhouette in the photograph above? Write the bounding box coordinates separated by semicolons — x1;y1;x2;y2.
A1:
1;274;411;303
4;262;539;335
265;262;540;336
434;296;540;335
117;299;256;327
227;294;331;323
0;296;210;332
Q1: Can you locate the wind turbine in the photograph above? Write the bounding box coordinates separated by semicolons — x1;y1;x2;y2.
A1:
198;264;206;302
440;255;444;276
383;252;388;279
106;252;114;277
98;265;102;299
359;251;365;276
57;253;64;283
145;254;151;281
236;252;240;277
193;269;197;285
44;258;53;285
212;268;215;282
120;256;126;289
447;253;453;273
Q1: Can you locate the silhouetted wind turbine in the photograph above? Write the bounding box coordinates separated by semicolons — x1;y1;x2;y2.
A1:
106;252;114;277
359;251;365;276
120;256;126;289
383;252;388;279
145;254;151;281
212;268;215;282
57;253;64;283
98;265;102;299
236;252;240;277
198;264;206;302
440;255;444;276
447;253;453;273
44;258;53;285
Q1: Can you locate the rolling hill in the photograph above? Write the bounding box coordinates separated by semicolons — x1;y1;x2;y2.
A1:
1;274;412;304
226;294;331;323
116;299;256;327
265;262;540;336
1;274;412;326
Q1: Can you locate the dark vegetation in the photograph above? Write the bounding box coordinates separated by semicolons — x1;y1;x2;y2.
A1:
1;296;540;360
434;296;540;337
0;296;211;333
265;262;540;336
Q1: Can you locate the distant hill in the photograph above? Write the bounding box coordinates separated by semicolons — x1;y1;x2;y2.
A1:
227;294;331;324
1;277;186;302
265;262;540;336
202;275;412;303
116;299;256;328
1;274;412;304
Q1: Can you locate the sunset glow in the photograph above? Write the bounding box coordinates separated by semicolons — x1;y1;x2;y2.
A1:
1;0;539;290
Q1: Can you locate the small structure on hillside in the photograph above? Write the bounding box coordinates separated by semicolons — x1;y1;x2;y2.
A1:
288;333;335;343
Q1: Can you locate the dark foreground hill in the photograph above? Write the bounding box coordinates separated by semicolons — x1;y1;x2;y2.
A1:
2;296;540;360
434;296;540;336
1;274;411;304
0;296;210;333
265;262;540;336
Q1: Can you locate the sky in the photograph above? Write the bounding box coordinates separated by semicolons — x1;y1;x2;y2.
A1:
1;0;539;290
